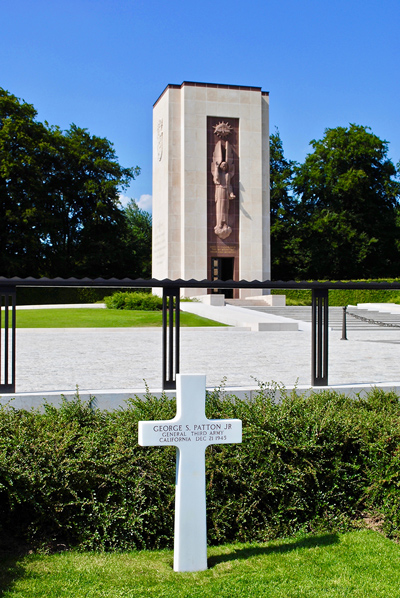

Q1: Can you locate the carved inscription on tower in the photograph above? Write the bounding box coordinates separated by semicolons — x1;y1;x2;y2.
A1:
157;118;163;161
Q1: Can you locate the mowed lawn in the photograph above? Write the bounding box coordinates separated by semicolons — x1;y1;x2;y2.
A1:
15;308;226;328
1;531;400;598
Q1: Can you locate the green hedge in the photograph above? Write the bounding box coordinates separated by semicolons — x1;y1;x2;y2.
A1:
104;291;163;311
1;387;400;550
16;288;153;306
272;279;400;306
16;288;125;306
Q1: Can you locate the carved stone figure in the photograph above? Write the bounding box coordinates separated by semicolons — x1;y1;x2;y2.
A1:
211;122;236;240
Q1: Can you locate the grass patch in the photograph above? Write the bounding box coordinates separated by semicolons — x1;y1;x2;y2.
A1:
1;531;399;597
15;309;226;328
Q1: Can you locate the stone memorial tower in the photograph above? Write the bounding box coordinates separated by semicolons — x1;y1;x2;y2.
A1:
152;81;270;298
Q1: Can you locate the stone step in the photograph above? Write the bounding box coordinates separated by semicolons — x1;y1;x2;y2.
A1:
241;305;400;331
180;301;299;331
225;299;274;307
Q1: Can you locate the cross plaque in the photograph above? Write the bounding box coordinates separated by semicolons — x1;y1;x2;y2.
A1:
138;374;242;572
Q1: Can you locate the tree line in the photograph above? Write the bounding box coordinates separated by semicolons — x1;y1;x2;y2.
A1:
270;125;400;280
2;87;399;281
0;88;151;279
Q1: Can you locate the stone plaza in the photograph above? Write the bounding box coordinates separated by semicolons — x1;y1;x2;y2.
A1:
3;302;400;409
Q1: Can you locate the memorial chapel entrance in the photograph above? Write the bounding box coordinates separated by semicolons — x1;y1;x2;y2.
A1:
211;257;234;299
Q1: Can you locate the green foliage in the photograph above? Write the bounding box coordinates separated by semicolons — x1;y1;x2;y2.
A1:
104;291;163;311
205;385;365;542
123;200;152;279
0;87;146;279
1;387;400;551
328;287;400;306
0;391;176;550
272;279;400;306
16;287;116;305
292;125;400;279
269;129;298;280
271;125;400;280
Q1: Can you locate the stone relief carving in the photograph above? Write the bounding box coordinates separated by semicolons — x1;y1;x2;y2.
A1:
157;119;163;161
211;121;236;240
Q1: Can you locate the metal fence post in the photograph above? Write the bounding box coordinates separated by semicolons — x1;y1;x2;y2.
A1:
341;305;348;340
162;287;180;390
0;286;16;393
311;288;329;386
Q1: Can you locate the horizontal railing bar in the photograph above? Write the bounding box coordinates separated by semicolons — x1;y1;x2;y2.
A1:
2;277;400;291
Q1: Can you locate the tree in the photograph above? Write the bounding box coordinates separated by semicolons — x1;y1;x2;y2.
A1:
269;129;297;279
0;88;141;278
123;200;152;278
39;124;139;278
291;124;400;279
0;88;50;276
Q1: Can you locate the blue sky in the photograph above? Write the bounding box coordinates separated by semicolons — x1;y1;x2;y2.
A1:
2;0;399;212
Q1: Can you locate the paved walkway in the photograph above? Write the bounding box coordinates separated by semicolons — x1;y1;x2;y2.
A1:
6;324;400;390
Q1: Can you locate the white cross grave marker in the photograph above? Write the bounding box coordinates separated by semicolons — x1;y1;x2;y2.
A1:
138;374;242;572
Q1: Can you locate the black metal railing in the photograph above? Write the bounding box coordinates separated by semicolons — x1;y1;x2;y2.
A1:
0;287;16;393
162;287;180;389
2;276;400;393
311;288;329;385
